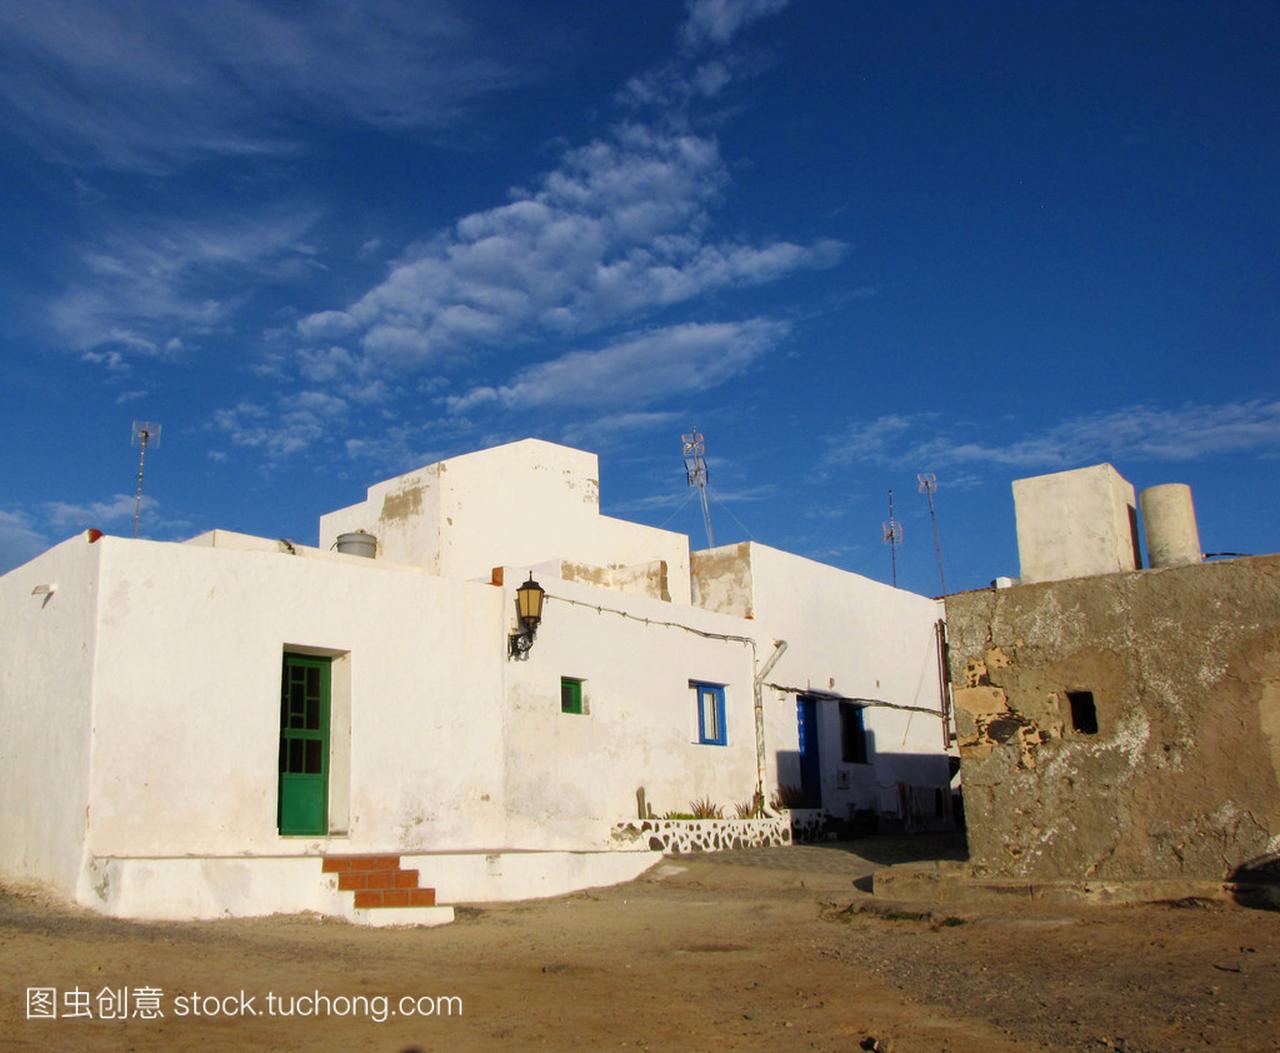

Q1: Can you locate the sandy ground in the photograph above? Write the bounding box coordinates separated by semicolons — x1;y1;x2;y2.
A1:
2;837;1277;1052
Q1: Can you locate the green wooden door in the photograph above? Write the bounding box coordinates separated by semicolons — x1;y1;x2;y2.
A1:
277;654;330;835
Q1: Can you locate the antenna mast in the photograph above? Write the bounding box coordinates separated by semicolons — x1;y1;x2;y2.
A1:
882;488;903;587
131;420;162;539
681;429;715;548
917;472;946;595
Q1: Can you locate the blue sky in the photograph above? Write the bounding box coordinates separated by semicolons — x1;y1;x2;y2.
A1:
1;0;1277;596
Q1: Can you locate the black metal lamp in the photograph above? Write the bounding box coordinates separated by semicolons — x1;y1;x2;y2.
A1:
509;574;545;658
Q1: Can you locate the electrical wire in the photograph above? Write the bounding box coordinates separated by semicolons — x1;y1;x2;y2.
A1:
653;487;698;530
707;486;758;541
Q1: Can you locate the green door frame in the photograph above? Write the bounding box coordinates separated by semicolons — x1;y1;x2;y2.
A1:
277;653;331;835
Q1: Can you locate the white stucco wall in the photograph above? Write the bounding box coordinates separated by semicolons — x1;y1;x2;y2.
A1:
497;569;760;846
3;440;958;920
1013;463;1142;584
83;536;510;866
0;533;101;894
701;543;951;820
317;439;692;602
319;462;444;570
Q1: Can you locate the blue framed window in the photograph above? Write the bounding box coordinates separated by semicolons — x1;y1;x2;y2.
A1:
692;682;726;746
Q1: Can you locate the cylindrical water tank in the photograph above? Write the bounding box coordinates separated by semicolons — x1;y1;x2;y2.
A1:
335;531;377;559
1140;484;1201;568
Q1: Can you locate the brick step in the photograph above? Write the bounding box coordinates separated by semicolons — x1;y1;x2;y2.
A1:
321;854;400;873
321;854;440;911
338;869;419;891
353;888;437;908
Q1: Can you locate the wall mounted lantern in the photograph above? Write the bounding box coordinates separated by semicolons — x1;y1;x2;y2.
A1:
508;574;545;658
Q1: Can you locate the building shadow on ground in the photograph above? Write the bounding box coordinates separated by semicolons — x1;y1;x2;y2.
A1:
796;831;969;867
1227;853;1280;911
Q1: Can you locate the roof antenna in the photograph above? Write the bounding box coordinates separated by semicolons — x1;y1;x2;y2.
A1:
131;420;162;539
917;472;946;595
882;488;903;587
681;429;715;548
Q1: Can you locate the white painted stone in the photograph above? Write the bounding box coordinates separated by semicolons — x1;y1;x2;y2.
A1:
1;439;953;922
695;542;953;822
402;850;662;903
348;906;455;928
1140;483;1201;568
319;438;693;603
1013;464;1142;584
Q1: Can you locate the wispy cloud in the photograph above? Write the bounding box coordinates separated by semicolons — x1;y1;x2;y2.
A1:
45;493;154;529
680;0;791;50
446;319;789;414
0;510;50;574
560;411;684;450
53;208;320;357
212;392;348;461
0;1;528;171
297;124;842;375
607;481;776;516
824;400;1280;471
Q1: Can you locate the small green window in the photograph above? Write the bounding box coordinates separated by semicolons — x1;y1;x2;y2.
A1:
561;677;584;715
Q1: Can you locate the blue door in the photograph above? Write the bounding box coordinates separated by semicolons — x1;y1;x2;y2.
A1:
797;696;822;808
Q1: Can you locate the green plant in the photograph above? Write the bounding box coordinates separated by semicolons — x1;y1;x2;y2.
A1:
688;796;724;820
661;811;696;820
770;783;807;810
734;797;764;819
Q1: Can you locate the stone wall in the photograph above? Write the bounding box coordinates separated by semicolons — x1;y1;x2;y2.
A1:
612;817;791;853
944;555;1280;882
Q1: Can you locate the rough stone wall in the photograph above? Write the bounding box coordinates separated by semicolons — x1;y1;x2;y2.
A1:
944;555;1280;882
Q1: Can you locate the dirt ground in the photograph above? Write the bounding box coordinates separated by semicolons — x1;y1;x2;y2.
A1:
2;836;1277;1052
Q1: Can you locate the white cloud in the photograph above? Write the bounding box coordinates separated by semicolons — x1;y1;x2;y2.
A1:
213;392;348;460
560;411;684;449
0;0;529;171
680;0;790;50
822;414;926;467
0;510;50;574
446;318;789;414
607;481;775;516
53;208;320;356
45;494;154;528
824;400;1280;472
299;125;841;374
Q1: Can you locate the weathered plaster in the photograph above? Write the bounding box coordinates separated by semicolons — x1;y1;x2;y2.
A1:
945;555;1280;882
691;543;754;618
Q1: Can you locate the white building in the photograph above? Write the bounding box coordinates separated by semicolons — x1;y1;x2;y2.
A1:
0;439;951;925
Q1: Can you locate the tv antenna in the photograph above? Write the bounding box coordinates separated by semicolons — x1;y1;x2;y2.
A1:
131;420;162;539
882;488;903;587
917;472;946;595
681;429;715;548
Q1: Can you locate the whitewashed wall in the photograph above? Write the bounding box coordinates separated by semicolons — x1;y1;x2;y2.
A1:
694;543;950;820
498;569;760;847
84;536;510;861
318;439;692;601
0;534;101;891
2;444;955;916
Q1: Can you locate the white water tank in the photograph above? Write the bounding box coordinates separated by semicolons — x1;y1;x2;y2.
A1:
1139;484;1201;568
335;531;377;559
